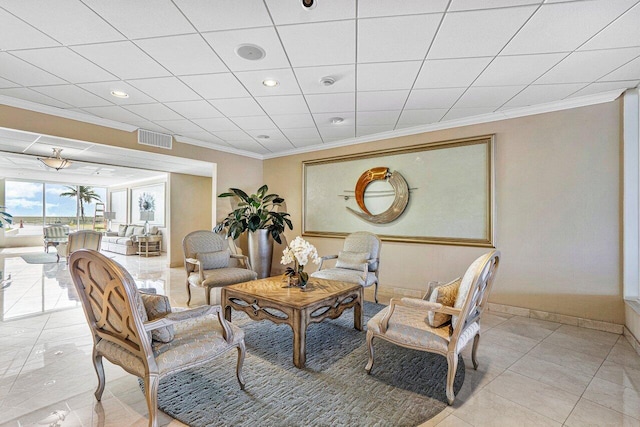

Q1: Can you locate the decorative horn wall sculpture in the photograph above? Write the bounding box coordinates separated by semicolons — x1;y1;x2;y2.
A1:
347;166;409;224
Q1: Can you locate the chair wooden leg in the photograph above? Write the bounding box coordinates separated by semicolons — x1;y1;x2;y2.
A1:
205;286;211;305
365;331;375;373
144;374;159;427
446;352;458;405
185;280;191;306
236;342;246;390
471;333;480;370
374;282;378;304
93;352;106;401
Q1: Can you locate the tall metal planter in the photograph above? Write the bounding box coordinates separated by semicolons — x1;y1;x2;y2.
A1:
248;229;273;279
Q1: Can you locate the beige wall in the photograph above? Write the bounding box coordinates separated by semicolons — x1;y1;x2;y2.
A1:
264;101;623;323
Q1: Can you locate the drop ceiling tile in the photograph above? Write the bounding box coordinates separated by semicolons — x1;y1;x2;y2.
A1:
313;112;356;127
503;0;637;55
281;128;321;139
0;0;124;45
212;130;253;141
192;117;241;132
442;107;496;121
234;69;301;97
0;76;20;89
245;128;287;140
153;119;204;134
449;0;543;11
123;103;184;121
32;85;113;108
231;115;277;130
396;109;448;126
127;121;172;134
136;34;227;76
278;20;356;67
292;138;322;148
0;87;72;108
455;86;525;108
474;53;566;86
178;131;227;145
294;65;355;94
225;140;270;154
415;57;493;89
357;125;395;137
263;140;296;153
356;111;401;126
266;0;355;24
78;81;156;105
537;47;640;84
306;92;355;113
209;98;264;117
72;42;171;80
581;3;640;50
357;90;410;112
405;88;466;109
0;8;59;50
81;106;145;123
271;114;316;129
256;95;310;115
428;6;538;59
12;47;117;83
503;83;587;108
164;100;223;119
600;56;640;82
203;27;289;72
181;73;249;99
173;0;272;32
570;80;639;98
127;77;200;102
318;125;356;141
82;0;194;39
358;14;441;63
0;53;66;86
357;62;422;91
358;0;448;18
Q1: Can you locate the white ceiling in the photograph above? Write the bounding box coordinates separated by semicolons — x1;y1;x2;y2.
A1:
0;0;638;157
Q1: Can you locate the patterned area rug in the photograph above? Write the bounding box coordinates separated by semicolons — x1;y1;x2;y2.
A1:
153;302;464;427
20;253;59;264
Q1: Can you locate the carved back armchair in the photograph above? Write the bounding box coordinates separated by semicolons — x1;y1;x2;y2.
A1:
56;230;102;262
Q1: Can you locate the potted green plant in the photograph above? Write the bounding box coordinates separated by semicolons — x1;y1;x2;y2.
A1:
215;185;293;278
0;206;13;228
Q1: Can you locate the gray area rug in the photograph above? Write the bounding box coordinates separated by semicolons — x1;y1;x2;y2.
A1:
152;302;464;427
20;253;59;264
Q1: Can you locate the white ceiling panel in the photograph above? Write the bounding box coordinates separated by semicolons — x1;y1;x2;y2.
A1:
0;76;19;89
173;0;272;32
12;47;117;83
358;14;441;63
123;103;184;121
153;120;204;134
277;20;356;67
192;118;241;132
210;98;265;117
231;116;278;130
82;0;194;39
178;131;227;145
0;53;65;86
442;107;496;121
31;85;112;108
357;62;422;91
291;138;323;148
262;141;296;153
245;128;287;140
0;88;71;108
428;6;538;59
0;8;58;50
306;92;355;113
357;125;395;136
224;139;270;154
281;128;321;139
503;83;587;108
358;0;448;18
72;42;171;80
136;34;228;76
405;88;466;109
203;27;289;72
397;109;448;127
81;106;145;123
318;125;356;141
257;95;310;116
474;53;566;86
127;120;172;134
181;73;250;99
536;47;640;85
503;0;637;55
235;69;301;97
266;0;355;24
600;56;640;82
356;111;401;126
449;0;543;11
212;130;254;142
271;114;316;129
415;57;493;89
127;77;200;103
78;81;156;105
357;90;410;112
294;65;355;94
570;80;639;98
580;3;640;51
164;100;223;119
454;86;525;108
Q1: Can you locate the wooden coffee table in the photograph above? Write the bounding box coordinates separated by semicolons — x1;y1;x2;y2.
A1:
222;277;363;368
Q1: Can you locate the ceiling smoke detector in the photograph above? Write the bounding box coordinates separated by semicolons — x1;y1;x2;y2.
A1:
330;117;344;124
319;76;335;86
235;44;266;61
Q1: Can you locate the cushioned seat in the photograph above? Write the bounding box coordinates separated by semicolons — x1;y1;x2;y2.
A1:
188;268;258;289
57;230;102;263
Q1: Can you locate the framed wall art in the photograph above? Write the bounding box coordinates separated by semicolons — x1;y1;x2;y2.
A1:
303;135;495;247
131;183;165;226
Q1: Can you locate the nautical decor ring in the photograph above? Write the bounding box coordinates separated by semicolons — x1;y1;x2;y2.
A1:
346;167;409;224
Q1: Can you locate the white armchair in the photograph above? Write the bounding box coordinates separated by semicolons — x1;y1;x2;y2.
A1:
365;250;500;405
56;230;102;262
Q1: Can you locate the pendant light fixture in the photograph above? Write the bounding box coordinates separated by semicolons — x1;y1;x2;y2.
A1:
38;148;72;171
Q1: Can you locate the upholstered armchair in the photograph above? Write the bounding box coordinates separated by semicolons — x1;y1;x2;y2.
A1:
310;231;381;302
365;250;500;405
69;249;246;427
56;230;102;262
43;224;69;253
182;230;257;305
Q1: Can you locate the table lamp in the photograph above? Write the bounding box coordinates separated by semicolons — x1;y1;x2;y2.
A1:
104;211;116;232
140;211;154;235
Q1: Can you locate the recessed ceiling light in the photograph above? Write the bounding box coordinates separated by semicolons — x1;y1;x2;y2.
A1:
235;44;266;61
256;135;270;139
330;117;344;124
320;76;336;86
262;79;279;87
110;90;129;99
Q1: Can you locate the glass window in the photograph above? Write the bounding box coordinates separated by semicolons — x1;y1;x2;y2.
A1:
5;180;44;235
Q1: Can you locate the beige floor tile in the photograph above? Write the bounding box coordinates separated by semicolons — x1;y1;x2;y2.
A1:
596;360;640;391
555;324;620;346
565;399;640;427
607;341;640;371
481;328;541;354
434;414;474;426
528;341;605;377
509;354;593;396
417;407;454;427
583;377;640;420
461;340;526;370
491;318;557;341
479;312;512;330
543;329;617;359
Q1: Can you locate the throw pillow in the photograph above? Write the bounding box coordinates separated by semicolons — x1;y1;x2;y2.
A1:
149;225;159;235
140;293;174;343
197;250;230;270
124;225;135;237
118;224;128;237
131;226;145;236
335;251;369;271
427;277;461;328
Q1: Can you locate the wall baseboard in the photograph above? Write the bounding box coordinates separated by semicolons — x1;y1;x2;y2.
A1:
624;327;640;357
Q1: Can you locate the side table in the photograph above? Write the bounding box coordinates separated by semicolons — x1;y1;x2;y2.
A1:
137;235;162;257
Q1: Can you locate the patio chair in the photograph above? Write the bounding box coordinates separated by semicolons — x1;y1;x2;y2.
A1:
69;249;246;427
43;224;69;253
365;250;500;405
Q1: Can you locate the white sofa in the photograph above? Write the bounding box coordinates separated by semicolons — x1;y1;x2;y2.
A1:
101;224;161;255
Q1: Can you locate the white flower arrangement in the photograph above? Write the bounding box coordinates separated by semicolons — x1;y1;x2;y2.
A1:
281;236;321;286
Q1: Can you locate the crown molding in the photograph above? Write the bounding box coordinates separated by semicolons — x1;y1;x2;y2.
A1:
173;135;263;160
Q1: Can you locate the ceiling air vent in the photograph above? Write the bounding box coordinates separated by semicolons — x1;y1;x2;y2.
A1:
138;129;172;149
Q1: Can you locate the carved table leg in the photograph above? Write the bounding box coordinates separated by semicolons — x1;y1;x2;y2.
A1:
222;289;231;321
292;308;308;368
354;287;364;331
